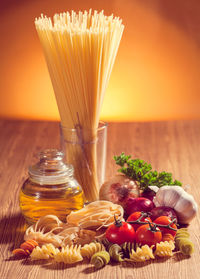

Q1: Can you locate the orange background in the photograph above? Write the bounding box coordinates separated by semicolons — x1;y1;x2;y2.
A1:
0;0;199;122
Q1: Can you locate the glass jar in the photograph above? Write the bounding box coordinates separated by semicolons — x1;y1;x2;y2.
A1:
19;149;84;224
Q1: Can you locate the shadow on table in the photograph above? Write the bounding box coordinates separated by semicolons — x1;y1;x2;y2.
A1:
173;252;190;262
81;261;120;274
0;213;26;250
21;259;83;270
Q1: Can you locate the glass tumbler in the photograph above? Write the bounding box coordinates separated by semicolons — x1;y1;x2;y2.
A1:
60;121;107;202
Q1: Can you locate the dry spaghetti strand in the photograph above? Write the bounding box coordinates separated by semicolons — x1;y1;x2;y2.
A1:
35;10;124;201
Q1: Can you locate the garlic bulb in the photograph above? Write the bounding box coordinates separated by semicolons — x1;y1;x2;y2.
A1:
149;186;198;224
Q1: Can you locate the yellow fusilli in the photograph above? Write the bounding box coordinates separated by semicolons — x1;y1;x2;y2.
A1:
30;243;59;260
81;242;105;259
154;241;175;257
128;245;155;262
54;245;83;264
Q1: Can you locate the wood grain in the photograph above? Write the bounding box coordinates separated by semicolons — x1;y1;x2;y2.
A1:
0;119;200;279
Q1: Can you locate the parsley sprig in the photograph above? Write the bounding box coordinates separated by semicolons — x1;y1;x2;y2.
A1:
114;153;182;190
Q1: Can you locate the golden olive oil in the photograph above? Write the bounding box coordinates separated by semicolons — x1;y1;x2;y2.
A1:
19;183;84;224
19;149;84;224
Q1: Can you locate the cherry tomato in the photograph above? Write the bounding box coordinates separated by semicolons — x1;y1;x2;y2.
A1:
135;224;162;246
105;221;135;245
127;211;152;231
153;216;177;237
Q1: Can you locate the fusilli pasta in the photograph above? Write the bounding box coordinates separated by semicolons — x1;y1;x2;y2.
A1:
108;244;124;262
90;251;110;269
121;242;135;259
30;243;59;260
12;240;39;257
154;241;175;257
81;242;105;259
54;245;83;264
128;245;155;262
175;229;194;255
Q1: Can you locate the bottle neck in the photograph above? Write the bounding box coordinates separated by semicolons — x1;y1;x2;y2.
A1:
28;149;74;185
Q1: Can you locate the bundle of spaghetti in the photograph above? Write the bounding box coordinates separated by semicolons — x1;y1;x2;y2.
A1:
66;200;124;229
35;10;124;202
57;224;97;246
24;201;123;247
24;215;64;247
73;228;97;246
24;216;96;247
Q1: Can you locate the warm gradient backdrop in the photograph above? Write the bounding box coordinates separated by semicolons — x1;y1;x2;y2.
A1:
0;0;200;122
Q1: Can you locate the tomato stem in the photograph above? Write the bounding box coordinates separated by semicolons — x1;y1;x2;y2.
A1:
114;214;122;227
147;221;159;232
127;216;177;231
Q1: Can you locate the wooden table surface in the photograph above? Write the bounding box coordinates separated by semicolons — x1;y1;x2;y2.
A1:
0;119;200;279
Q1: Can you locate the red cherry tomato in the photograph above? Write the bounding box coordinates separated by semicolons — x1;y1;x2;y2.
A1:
127;211;152;231
105;221;135;245
153;216;177;237
135;224;162;246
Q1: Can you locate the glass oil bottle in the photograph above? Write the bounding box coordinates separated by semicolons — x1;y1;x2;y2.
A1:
19;149;84;224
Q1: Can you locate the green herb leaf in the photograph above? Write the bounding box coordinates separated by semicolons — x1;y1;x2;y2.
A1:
114;153;182;190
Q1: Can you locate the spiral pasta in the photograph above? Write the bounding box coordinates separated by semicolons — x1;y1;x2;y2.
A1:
30;244;59;260
12;240;39;257
108;244;124;262
100;238;111;249
90;251;110;269
81;242;105;259
154;241;175;257
54;245;83;264
128;245;155;262
175;228;194;255
121;242;135;259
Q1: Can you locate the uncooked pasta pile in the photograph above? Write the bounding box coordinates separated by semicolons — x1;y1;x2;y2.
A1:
35;10;124;201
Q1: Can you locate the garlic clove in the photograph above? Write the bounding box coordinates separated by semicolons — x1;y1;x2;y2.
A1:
175;193;198;224
163;186;183;208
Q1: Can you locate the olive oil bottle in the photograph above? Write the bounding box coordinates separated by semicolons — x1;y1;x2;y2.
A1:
19;149;84;224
